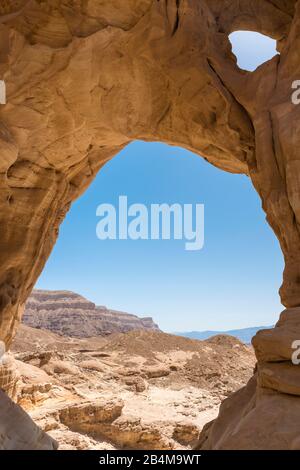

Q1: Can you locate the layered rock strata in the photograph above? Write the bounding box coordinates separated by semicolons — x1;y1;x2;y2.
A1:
23;290;159;338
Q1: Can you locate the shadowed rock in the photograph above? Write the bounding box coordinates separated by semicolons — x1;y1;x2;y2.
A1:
0;390;58;450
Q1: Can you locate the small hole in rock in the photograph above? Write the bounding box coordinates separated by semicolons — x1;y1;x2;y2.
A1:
229;31;278;72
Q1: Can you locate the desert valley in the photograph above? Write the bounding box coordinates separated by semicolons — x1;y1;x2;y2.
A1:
4;290;255;450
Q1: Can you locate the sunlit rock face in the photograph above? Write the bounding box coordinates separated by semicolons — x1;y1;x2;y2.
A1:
0;0;300;449
23;290;160;337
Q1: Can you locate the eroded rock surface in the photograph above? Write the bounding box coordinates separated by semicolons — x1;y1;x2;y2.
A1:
0;389;57;450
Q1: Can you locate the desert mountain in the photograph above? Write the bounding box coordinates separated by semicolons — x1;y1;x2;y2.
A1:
23;290;159;338
176;326;274;344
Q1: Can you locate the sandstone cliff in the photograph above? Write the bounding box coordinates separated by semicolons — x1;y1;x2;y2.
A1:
23;290;159;338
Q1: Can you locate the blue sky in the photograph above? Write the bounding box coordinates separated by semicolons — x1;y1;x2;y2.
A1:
36;32;282;332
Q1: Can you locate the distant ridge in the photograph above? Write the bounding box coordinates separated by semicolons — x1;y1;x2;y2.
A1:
174;326;274;344
23;289;160;338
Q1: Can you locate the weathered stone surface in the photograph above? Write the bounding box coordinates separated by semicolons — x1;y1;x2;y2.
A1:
252;308;300;396
59;399;124;428
0;353;19;399
257;362;300;396
0;390;57;450
0;0;300;450
23;290;159;337
252;308;300;362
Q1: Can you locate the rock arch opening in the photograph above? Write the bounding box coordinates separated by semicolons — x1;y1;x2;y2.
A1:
229;31;278;71
35;140;284;334
13;139;283;449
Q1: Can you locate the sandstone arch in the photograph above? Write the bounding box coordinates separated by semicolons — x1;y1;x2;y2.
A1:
0;0;300;449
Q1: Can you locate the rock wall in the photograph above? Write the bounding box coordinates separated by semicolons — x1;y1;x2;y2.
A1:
23;289;160;337
0;0;300;449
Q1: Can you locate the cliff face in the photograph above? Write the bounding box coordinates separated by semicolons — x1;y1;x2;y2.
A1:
23;290;159;338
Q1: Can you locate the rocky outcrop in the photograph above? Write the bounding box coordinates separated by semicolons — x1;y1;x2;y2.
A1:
0;353;19;400
0;390;57;450
23;290;159;337
0;0;300;450
0;346;58;450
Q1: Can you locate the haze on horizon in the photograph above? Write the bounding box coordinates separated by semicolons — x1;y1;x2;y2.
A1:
36;32;283;333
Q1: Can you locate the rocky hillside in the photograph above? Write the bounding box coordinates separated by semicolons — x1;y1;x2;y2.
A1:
11;326;255;450
23;290;159;338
